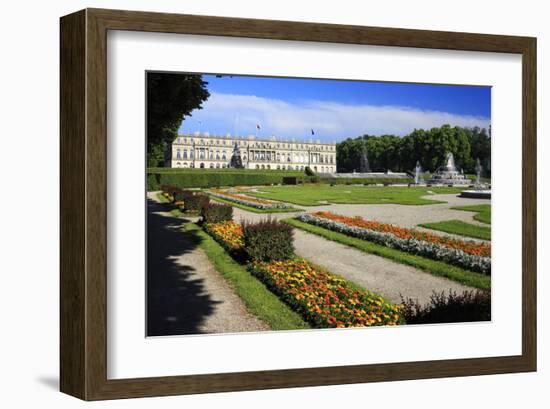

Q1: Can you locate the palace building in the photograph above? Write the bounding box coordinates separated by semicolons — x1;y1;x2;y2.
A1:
170;132;337;173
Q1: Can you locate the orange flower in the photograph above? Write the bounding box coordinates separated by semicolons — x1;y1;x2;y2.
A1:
314;211;490;257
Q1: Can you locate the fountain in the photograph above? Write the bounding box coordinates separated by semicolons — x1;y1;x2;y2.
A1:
475;158;482;186
359;142;370;173
460;157;491;199
414;161;424;185
427;152;469;185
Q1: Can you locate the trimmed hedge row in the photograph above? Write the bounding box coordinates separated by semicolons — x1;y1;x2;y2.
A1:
148;171;314;189
148;167;304;175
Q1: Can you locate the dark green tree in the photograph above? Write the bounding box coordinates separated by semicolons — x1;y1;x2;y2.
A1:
464;126;491;175
336;124;485;174
147;73;210;167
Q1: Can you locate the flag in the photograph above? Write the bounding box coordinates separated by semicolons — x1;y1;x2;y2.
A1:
256;124;261;130
311;129;315;135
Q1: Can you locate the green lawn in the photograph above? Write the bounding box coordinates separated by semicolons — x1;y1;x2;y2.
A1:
283;218;490;291
452;204;491;224
155;191;170;203
419;220;491;240
249;185;464;206
209;195;303;214
182;223;310;331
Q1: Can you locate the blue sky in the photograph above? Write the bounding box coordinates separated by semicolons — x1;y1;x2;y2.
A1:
179;74;491;142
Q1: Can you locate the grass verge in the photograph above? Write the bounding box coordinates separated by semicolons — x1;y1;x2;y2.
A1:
210;196;303;214
283;218;490;291
418;219;491;240
183;223;310;331
451;204;491;224
155;191;170;203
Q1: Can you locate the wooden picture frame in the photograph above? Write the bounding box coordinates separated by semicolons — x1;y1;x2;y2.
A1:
60;8;537;400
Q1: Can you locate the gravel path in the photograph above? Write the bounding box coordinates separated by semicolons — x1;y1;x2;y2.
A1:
147;192;268;336
229;204;476;305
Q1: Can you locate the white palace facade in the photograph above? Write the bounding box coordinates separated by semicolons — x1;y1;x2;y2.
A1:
171;132;337;173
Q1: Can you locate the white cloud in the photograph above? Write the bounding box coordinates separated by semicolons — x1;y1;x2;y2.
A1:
184;92;491;140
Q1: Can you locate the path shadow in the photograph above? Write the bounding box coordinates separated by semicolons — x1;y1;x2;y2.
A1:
146;198;220;336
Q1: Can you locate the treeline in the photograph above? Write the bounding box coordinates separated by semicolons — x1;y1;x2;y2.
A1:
336;124;491;175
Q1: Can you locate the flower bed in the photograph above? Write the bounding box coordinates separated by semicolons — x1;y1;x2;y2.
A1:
297;212;491;275
313;212;490;257
209;190;294;210
203;221;244;252
249;259;403;328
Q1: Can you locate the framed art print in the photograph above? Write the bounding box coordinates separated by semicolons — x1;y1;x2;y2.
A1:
60;8;536;400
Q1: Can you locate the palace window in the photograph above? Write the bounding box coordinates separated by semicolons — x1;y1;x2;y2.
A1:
176;149;181;159
200;163;205;168
222;151;227;160
210;163;214;168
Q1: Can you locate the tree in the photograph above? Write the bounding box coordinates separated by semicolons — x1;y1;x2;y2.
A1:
147;73;210;167
464;127;491;175
335;124;486;174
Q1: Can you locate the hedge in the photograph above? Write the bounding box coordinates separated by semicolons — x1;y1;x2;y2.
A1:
147;170;410;190
147;174;160;191
148;171;311;189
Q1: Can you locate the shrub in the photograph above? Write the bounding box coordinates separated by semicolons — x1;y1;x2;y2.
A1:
160;184;182;202
173;189;194;202
201;202;233;223
400;290;491;325
304;166;315;176
242;218;294;261
282;176;298;185
184;193;210;212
